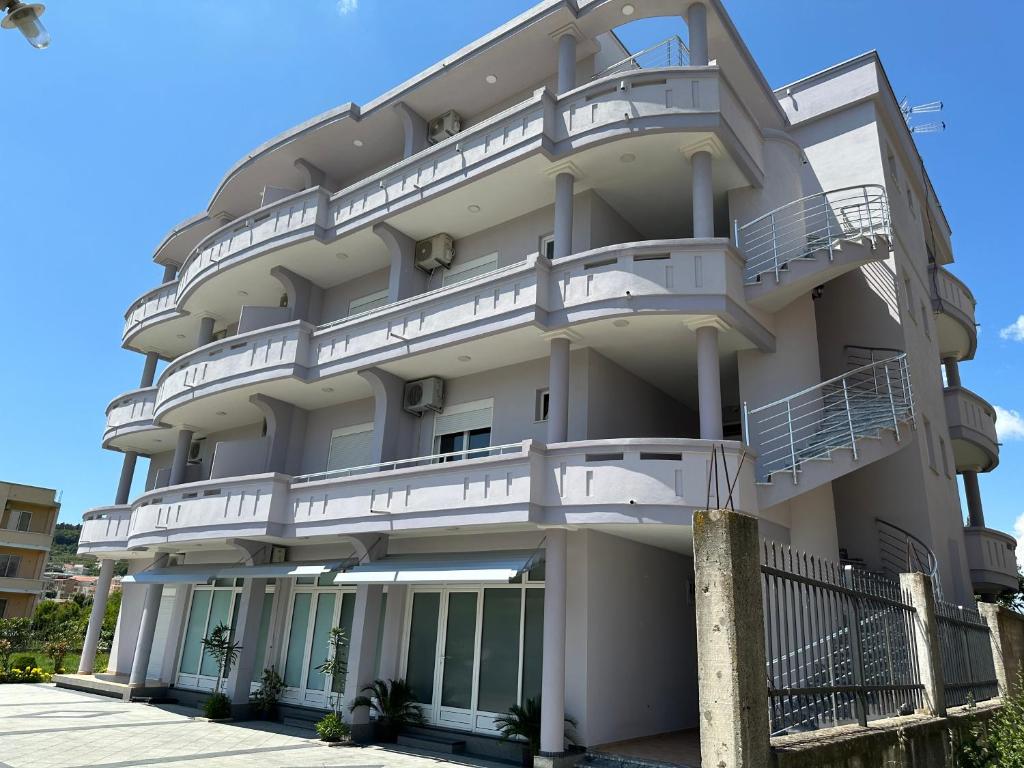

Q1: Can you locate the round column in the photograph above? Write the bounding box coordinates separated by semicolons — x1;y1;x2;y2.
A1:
686;3;709;66
169;429;194;486
557;33;577;94
696;324;723;440
554;172;575;260
539;529;567;756
115;452;138;506
547;337;571;444
129;554;169;686
691;150;714;238
963;471;985;528
78;559;116;674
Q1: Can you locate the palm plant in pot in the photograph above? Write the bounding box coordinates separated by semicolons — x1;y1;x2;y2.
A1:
349;678;425;742
200;623;241;720
314;627;351;742
495;698;576;767
251;667;284;720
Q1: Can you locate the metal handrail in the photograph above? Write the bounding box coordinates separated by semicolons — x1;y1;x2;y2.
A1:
743;354;914;483
735;185;891;285
593;35;690;79
292;442;527;484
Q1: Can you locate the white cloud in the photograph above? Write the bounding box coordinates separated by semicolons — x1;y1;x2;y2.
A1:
337;0;358;14
995;406;1024;441
999;315;1024;342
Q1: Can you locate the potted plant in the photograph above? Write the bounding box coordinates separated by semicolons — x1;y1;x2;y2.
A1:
251;667;284;720
349;678;425;742
200;622;241;720
495;698;576;767
314;628;351;742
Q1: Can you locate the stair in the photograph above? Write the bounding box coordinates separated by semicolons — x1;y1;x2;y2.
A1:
396;732;467;755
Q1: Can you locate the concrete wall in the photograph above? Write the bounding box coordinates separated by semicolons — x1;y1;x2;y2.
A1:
299;397;376;475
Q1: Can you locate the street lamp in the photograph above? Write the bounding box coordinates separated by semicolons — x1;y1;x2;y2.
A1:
2;1;50;49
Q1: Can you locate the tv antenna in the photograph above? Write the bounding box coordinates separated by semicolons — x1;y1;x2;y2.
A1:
899;98;945;135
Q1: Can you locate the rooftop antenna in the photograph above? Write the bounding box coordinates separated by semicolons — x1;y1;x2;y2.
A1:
899;98;946;135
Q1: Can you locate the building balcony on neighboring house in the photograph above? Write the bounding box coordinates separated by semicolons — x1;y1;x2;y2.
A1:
930;264;977;362
963;526;1019;595
944;386;999;472
0;529;53;552
0;577;45;596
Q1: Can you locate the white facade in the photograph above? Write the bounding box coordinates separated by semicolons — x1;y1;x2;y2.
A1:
78;0;1015;752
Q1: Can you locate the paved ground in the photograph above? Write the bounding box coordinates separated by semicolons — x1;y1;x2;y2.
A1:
0;685;497;768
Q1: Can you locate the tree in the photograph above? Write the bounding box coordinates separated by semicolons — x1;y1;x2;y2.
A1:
997;570;1024;613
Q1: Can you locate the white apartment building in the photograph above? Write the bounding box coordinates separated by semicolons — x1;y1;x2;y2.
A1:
74;0;1016;756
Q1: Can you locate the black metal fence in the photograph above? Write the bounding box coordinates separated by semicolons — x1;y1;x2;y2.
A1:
760;541;924;735
935;600;999;708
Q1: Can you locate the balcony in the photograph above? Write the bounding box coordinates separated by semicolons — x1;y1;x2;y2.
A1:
122;281;179;347
90;439;755;552
944;386;999;472
963;527;1019;595
930;265;977;362
0;577;44;596
78;506;133;555
0;529;53;552
127;68;764;357
104;387;168;453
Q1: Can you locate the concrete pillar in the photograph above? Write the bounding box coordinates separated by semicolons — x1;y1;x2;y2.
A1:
196;316;215;347
696;324;723;440
129;553;169;686
115;452;138;506
270;265;323;325
539;529;568;757
140;352;159;388
359;368;419;464
250;394;308;475
345;584;385;742
557;33;577;94
294;157;333;190
377;585;408;680
899;572;947;716
169;429;194;486
963;471;985;528
691;150;714;238
394;102;428;158
686;2;709;66
78;559;116;674
553;172;575;259
978;603;1024;697
226;578;269;710
547;337;571;444
693;508;771;768
373;222;428;302
162;263;177;283
943;357;961;387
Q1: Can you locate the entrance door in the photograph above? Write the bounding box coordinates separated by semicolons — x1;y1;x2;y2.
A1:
280;586;356;707
437;590;480;728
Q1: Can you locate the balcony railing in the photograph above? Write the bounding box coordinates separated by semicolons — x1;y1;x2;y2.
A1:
123;281;178;342
593;35;690;79
736;185;891;285
744;354;914;483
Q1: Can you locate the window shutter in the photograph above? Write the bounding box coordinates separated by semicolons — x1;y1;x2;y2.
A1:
348;289;389;317
434;405;493;436
327;425;375;472
442;253;499;287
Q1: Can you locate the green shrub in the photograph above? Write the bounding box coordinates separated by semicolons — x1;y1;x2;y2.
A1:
10;655;37;671
202;692;232;720
1;666;51;684
315;712;351;742
957;678;1024;768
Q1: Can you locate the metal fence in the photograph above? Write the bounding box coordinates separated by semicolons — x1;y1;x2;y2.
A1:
761;541;924;735
935;600;999;708
593;35;690;79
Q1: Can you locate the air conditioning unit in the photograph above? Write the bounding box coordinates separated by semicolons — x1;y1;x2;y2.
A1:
428;110;462;144
404;377;445;415
187;440;204;463
415;233;455;272
270;546;288;564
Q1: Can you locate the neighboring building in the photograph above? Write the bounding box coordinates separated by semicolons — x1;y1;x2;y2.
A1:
75;0;1015;754
1;481;59;618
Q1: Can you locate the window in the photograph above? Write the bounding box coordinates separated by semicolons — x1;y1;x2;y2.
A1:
540;233;555;260
924;417;937;472
433;399;494;462
6;509;31;532
0;554;22;578
534;389;550;422
326;423;375;472
939;436;951;478
442;252;499;287
348;289;388;317
886;143;899;185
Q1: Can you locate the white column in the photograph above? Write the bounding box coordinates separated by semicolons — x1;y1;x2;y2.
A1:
169;429;194;486
115;452;137;506
78;559;115;674
696;324;723;440
553;171;575;259
691;150;713;238
376;585;408;681
686;2;709;66
547;337;571;444
129;553;169;686
346;584;384;741
557;32;577;94
161;263;178;283
539;529;567;756
196;316;215;347
140;352;159;388
226;578;269;707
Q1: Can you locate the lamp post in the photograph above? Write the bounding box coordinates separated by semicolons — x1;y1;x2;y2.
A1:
2;1;50;49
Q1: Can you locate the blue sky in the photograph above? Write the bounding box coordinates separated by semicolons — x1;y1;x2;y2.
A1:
2;0;1022;556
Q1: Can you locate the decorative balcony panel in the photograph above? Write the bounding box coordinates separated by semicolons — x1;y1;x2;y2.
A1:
78;506;133;555
123;282;179;345
103;387;163;450
930;265;977;361
963;527;1019;595
944;386;999;472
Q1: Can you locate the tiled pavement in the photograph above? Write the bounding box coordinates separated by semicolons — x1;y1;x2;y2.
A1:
0;685;498;768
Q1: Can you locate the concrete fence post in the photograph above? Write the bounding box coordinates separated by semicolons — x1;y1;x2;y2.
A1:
693;508;771;768
978;603;1024;696
899;572;947;716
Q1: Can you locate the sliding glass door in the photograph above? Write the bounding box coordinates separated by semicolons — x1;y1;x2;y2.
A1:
280;582;356;708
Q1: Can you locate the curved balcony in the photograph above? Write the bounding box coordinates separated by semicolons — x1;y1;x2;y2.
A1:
103;387;169;453
930;265;977;362
123;281;180;347
148;240;771;425
963;527;1019;595
78;506;133;556
944;386;999;472
100;439;755;552
131;68;764;353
